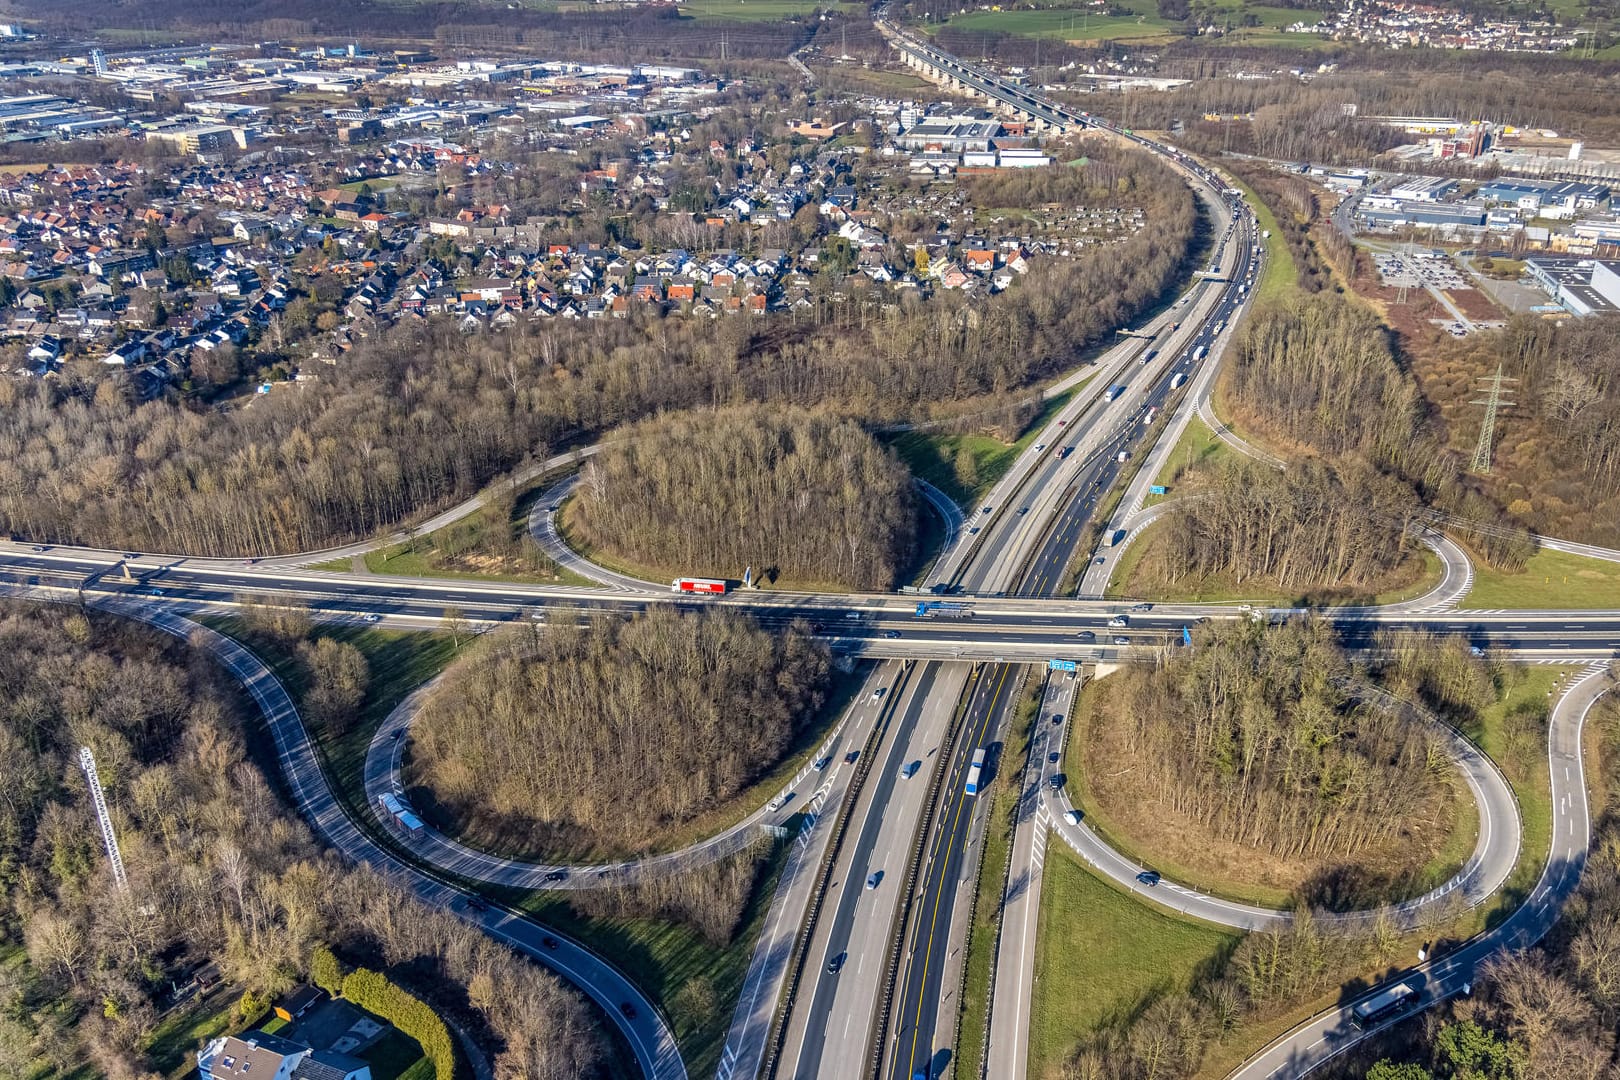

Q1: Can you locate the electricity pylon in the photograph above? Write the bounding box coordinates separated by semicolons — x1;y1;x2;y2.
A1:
79;746;128;892
1470;363;1517;474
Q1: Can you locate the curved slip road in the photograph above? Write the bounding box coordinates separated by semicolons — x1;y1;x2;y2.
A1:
362;667;884;890
1090;496;1475;617
1226;663;1614;1079
527;473;660;592
1042;677;1523;932
984;667;1540;1080
528;474;966;596
0;585;687;1080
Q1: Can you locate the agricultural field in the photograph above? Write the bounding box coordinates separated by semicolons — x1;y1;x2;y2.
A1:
935;0;1317;45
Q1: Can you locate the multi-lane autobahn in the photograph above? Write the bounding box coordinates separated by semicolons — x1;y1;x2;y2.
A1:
0;27;1614;1080
7;544;1620;660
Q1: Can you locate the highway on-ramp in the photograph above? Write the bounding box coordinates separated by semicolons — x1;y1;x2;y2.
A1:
13;587;687;1080
363;669;881;889
1226;663;1614;1080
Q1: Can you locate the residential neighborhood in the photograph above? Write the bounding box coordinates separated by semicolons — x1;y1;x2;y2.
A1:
0;50;1157;395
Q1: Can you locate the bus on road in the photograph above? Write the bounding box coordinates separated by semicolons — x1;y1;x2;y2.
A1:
964;749;987;795
1350;983;1417;1029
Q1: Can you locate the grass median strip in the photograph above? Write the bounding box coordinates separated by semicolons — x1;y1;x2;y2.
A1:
954;675;1043;1076
1144;414;1226;507
1227;175;1299;302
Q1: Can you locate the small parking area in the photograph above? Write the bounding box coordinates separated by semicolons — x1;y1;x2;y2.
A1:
1374;251;1470;291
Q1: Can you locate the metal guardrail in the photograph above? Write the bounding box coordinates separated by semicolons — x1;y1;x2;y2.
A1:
971;672;1054;1079
760;660;916;1080
865;667;983;1078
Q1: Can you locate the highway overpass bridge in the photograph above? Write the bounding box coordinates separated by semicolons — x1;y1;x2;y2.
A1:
877;18;1089;134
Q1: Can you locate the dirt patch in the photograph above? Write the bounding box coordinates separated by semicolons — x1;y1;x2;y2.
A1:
1445;287;1504;322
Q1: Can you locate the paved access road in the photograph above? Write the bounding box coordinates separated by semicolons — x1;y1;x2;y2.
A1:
363;666;878;890
19;588;686;1080
716;660;912;1080
984;673;1078;1080
8;548;1620;663
1227;663;1614;1080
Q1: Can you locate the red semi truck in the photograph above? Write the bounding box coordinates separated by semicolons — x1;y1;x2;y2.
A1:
671;577;728;595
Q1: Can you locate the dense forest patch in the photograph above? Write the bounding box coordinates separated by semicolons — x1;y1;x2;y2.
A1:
0;601;604;1080
1414;314;1620;549
1127;457;1429;604
408;609;831;858
1212;290;1535;568
569;405;917;590
1042;628;1555;1080
1078;619;1467;909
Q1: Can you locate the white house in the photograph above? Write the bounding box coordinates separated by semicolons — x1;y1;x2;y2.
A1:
198;1033;372;1080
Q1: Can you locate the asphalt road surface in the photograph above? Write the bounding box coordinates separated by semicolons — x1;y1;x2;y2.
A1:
888;663;1023;1080
5;547;1620;664
42;590;688;1080
778;661;969;1079
1228;663;1614;1079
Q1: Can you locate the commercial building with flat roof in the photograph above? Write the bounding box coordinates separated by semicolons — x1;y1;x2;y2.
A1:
895;113;1002;152
1475;178;1611;219
1388;175;1458;202
1524;256;1620;315
1359;202;1487;235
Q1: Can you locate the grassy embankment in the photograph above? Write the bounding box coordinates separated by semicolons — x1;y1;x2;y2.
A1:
1030;664;1567;1079
488;842;792;1079
1464;547;1620;610
1028;852;1241;1078
314;484;596;588
1141;414;1227;509
885;386;1083;509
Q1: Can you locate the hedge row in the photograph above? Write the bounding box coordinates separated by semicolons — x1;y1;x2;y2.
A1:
340;967;459;1080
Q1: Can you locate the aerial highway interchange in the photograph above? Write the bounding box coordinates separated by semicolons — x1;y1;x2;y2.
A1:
1;29;1616;1080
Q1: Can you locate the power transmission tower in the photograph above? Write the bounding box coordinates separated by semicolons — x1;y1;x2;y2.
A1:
79;746;128;892
1470;363;1517;474
1394;238;1412;306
